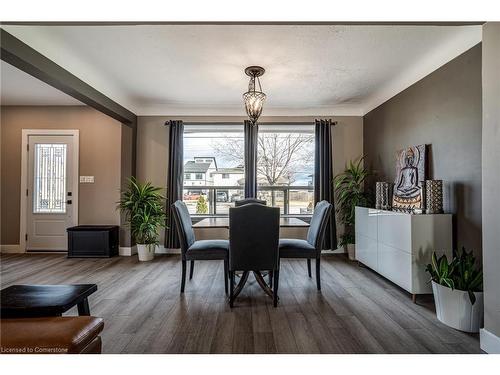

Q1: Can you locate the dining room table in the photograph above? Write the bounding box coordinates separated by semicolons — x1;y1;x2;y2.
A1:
193;216;310;299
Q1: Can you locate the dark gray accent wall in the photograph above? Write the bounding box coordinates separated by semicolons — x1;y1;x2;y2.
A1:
363;44;482;255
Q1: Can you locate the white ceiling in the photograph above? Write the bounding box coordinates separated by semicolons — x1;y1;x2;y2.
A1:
0;61;83;106
1;24;481;116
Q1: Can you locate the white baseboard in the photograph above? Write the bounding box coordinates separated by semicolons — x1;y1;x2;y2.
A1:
119;245;181;256
324;247;345;254
480;328;500;353
156;246;181;254
1;244;23;253
119;246;137;256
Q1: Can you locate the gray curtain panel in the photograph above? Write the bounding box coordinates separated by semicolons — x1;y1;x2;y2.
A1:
244;120;258;198
314;119;337;250
165;120;184;249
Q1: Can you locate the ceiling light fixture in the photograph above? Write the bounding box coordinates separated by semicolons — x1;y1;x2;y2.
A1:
243;66;266;124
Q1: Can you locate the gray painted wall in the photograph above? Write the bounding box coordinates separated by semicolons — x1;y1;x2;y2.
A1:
363;44;482;256
481;22;500;351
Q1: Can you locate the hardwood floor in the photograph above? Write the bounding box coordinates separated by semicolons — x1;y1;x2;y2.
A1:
0;253;481;354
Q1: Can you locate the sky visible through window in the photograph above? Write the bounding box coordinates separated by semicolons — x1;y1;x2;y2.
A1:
184;132;244;169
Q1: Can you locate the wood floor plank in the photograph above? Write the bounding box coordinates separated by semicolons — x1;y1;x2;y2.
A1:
0;253;481;354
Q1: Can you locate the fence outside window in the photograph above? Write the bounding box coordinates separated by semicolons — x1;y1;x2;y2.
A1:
183;185;314;216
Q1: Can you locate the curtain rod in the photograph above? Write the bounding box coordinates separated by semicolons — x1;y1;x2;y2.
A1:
181;121;338;126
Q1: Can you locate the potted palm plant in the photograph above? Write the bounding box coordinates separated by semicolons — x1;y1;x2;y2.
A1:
334;157;371;260
118;177;166;262
426;248;483;332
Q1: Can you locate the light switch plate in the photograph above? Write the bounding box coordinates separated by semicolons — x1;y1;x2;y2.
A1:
79;176;95;183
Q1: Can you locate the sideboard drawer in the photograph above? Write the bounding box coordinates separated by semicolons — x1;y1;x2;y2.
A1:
377;211;412;253
355;207;378;239
378;243;412;292
356;233;378;271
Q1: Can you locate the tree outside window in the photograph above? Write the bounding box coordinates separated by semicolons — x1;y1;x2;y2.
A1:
213;125;314;214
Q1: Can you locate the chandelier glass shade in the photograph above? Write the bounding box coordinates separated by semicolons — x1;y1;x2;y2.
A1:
243;66;266;124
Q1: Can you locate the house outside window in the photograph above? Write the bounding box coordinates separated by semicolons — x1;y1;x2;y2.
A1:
183;125;244;215
184;173;191;180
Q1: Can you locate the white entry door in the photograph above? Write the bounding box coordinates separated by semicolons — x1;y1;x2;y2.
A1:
26;135;78;251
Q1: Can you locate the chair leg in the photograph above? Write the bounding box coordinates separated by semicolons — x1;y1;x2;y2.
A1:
273;269;279;307
269;270;273;289
224;259;229;295
307;259;312;277
229;271;234;308
189;260;195;280
315;257;321;291
181;260;187;293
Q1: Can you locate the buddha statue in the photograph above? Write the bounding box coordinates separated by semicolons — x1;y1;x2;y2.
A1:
395;148;420;197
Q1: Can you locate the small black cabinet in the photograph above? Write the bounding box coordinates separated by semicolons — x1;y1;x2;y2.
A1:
67;225;119;258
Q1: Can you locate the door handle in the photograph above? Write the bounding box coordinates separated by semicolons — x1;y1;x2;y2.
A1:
67;200;72;205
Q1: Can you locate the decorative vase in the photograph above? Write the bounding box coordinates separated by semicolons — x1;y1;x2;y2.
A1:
375;182;393;211
137;244;155;261
425;180;444;214
431;281;483;333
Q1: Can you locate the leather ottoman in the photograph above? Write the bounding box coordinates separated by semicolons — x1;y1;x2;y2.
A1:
0;316;104;354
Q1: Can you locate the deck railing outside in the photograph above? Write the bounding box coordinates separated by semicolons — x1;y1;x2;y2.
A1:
182;185;314;216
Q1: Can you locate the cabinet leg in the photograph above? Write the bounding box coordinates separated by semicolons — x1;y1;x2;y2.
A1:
77;298;90;316
412;294;417;304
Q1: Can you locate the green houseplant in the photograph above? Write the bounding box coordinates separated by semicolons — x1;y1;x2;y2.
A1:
334;157;371;260
196;195;208;214
118;177;166;262
426;248;483;332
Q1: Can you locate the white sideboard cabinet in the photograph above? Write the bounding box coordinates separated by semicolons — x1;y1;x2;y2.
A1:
355;207;453;301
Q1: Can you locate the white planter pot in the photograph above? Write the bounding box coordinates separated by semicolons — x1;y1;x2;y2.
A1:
431;281;484;333
347;244;356;261
137;244;156;262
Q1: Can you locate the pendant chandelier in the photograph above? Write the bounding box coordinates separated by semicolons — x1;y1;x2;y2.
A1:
243;66;266;124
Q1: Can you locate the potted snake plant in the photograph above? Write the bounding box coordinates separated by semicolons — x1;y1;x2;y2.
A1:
118;177;166;261
426;248;483;332
334;157;371;260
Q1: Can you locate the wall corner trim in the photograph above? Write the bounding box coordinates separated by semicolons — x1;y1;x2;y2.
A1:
0;244;22;253
480;328;500;354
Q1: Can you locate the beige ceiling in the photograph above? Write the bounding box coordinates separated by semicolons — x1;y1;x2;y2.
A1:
1;24;481;116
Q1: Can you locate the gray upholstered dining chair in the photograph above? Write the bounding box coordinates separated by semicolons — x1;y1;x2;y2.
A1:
234;198;267;207
278;200;332;291
171;200;229;294
229;203;280;307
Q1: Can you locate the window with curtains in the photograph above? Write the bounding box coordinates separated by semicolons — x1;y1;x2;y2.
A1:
256;124;315;215
183;124;245;215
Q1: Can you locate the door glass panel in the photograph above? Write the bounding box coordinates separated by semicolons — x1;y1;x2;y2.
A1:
33;143;67;213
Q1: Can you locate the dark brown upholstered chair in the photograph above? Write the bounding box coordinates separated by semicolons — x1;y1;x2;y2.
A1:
229;203;280;307
234;198;267;207
172;200;229;294
279;200;332;290
0;316;104;354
